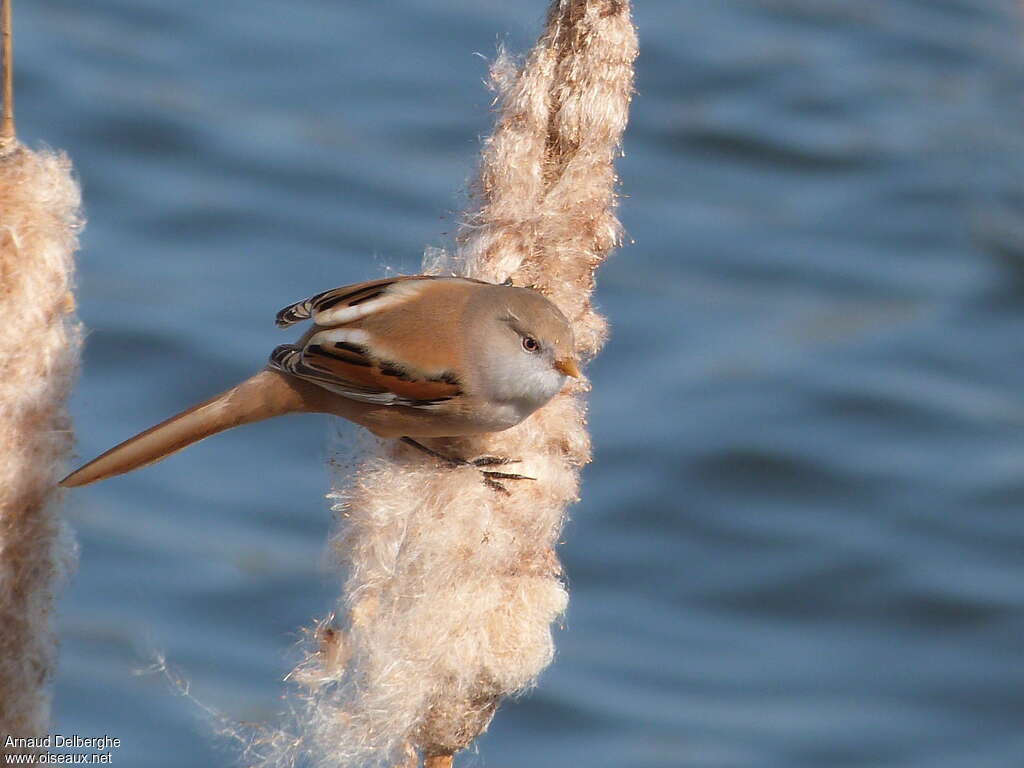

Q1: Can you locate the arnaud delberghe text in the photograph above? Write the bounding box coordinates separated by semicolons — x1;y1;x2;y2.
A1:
4;735;120;752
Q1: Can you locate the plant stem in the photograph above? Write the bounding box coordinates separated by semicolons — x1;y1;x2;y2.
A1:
0;0;14;149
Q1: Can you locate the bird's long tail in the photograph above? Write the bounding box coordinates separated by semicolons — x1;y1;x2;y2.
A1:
60;369;314;487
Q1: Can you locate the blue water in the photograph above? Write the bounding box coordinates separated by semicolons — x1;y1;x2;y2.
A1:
18;0;1024;765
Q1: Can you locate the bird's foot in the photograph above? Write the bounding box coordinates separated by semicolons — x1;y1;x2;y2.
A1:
401;438;534;493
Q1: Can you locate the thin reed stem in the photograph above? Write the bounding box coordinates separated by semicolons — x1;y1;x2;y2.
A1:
0;0;14;149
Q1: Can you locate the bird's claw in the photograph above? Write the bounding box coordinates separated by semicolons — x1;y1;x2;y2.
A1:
482;470;535;494
481;470;534;482
484;477;510;494
471;455;519;467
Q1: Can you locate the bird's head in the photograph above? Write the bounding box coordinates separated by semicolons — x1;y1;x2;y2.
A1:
468;285;579;416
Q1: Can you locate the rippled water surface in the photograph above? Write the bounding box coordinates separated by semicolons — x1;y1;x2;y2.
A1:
22;0;1024;765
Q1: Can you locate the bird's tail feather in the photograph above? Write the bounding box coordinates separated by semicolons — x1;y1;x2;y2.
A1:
60;369;308;488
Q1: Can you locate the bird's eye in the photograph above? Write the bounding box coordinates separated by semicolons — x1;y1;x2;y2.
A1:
522;336;541;353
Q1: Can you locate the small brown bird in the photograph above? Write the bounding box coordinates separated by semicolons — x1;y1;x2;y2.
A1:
60;275;580;488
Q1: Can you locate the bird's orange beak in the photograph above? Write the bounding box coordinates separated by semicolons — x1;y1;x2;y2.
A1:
554;358;581;378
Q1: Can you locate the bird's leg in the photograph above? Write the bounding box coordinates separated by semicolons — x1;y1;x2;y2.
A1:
400;438;533;493
400;437;466;466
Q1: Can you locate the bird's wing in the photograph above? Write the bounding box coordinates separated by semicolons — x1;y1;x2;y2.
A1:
269;336;463;409
273;274;481;407
276;275;485;328
276;276;411;327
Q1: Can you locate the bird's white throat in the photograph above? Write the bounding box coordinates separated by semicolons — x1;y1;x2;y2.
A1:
482;355;566;421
